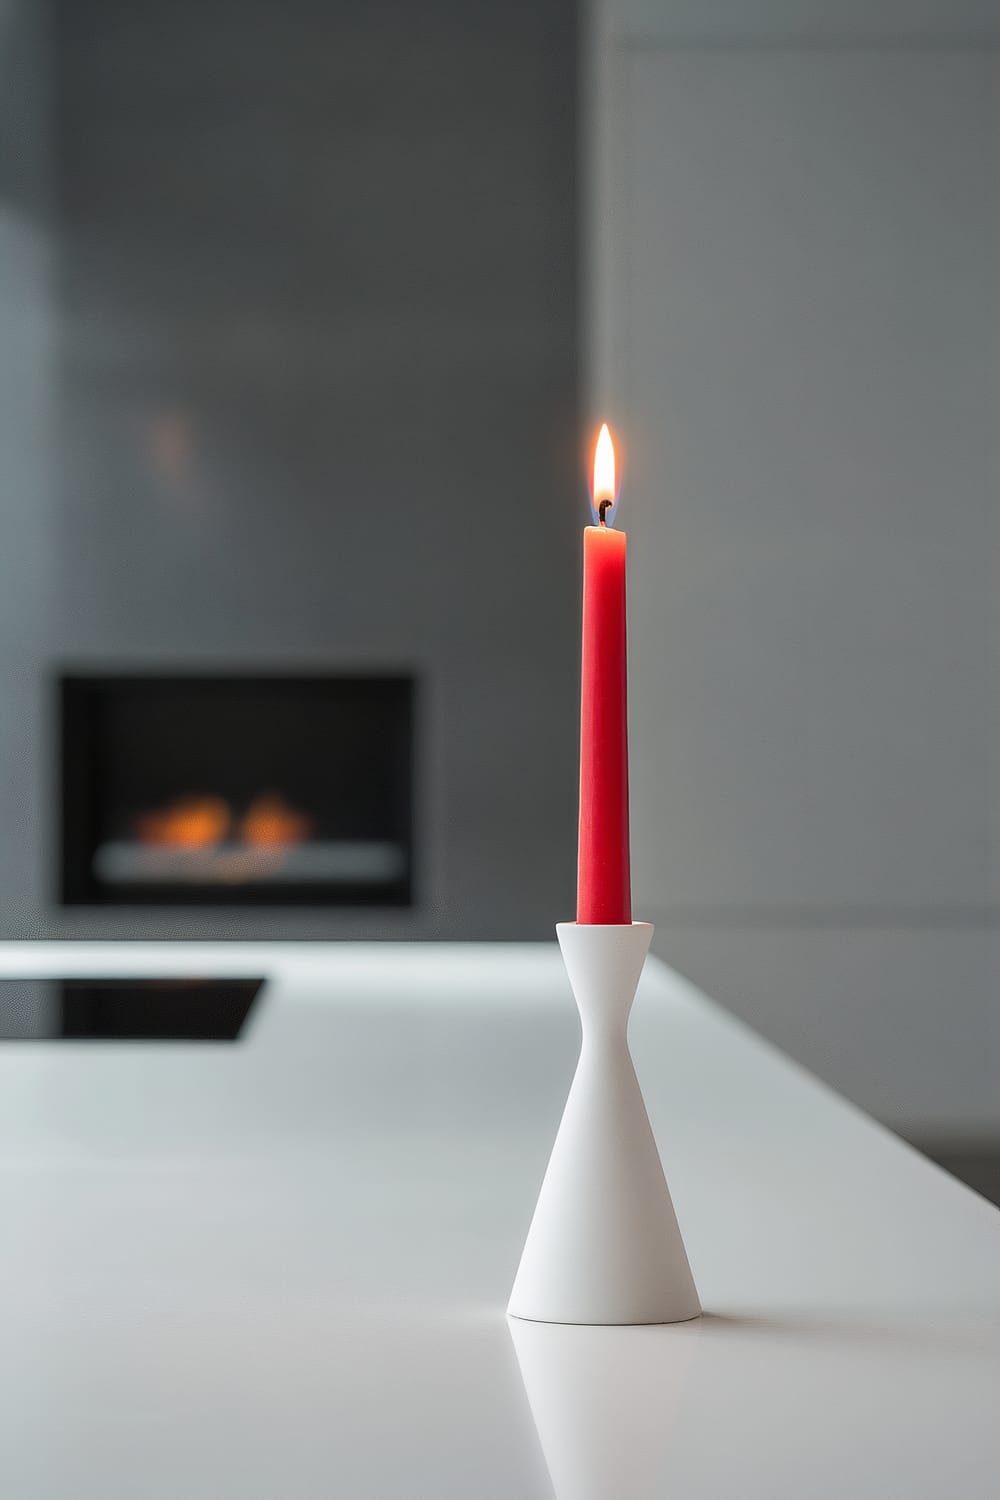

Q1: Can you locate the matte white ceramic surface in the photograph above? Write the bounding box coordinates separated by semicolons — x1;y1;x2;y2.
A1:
509;923;699;1324
0;941;997;1498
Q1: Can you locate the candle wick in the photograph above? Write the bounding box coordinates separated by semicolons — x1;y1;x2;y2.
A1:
598;499;613;527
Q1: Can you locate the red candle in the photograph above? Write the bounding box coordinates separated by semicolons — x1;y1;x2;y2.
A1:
577;423;631;924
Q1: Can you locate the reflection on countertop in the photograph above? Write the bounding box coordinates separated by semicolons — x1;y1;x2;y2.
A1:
509;1315;701;1500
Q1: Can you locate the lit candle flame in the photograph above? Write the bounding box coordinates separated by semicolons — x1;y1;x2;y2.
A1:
593;422;616;524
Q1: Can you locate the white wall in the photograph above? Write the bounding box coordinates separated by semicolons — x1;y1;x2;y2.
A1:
587;1;1000;1139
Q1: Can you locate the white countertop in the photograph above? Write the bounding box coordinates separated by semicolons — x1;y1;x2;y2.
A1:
0;941;997;1498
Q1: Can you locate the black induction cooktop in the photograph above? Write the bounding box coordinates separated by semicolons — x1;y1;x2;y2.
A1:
0;977;265;1041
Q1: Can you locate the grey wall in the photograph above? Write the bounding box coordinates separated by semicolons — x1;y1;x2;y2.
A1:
588;0;1000;1137
0;0;53;941
0;0;581;940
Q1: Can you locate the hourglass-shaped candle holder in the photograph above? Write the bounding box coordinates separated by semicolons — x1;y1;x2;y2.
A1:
508;921;700;1326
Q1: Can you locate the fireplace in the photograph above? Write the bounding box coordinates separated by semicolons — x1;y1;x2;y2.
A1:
59;674;414;906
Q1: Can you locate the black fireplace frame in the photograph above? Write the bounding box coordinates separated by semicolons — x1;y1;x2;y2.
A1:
58;671;415;908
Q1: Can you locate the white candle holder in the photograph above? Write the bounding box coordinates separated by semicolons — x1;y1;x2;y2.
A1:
508;921;700;1325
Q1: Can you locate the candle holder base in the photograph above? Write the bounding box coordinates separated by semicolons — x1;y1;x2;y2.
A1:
508;921;700;1326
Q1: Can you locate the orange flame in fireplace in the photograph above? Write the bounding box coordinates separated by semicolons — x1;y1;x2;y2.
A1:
136;796;231;848
134;793;312;851
239;794;313;848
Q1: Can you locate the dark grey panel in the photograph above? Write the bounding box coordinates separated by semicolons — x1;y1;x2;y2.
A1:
41;0;579;938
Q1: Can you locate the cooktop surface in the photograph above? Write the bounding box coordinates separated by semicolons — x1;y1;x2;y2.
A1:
0;977;265;1041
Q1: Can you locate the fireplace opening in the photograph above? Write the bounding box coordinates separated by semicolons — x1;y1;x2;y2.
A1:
59;674;414;906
